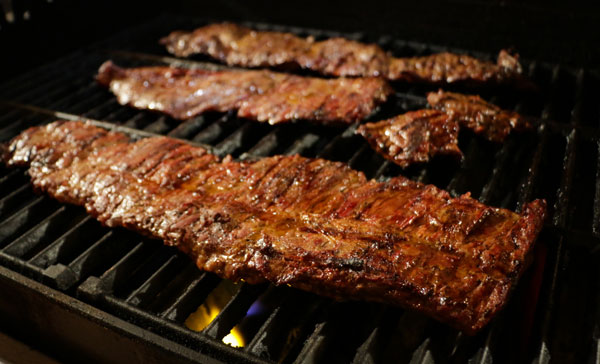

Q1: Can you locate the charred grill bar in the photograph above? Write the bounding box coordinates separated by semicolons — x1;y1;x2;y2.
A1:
0;14;599;364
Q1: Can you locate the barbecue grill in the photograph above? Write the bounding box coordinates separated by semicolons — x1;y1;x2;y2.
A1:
0;4;599;364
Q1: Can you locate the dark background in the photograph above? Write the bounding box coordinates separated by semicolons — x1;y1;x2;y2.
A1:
1;0;599;81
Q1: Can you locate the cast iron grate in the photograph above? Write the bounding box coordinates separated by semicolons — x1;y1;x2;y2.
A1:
0;14;598;364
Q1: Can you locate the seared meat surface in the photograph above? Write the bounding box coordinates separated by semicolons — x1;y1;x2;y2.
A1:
96;61;390;125
3;121;545;334
160;23;523;85
388;50;521;85
427;90;532;142
357;110;462;168
358;91;533;167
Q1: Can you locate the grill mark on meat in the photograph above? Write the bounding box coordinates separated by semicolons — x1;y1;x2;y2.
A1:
3;121;546;334
160;23;524;86
96;61;391;125
357;109;462;168
130;138;184;176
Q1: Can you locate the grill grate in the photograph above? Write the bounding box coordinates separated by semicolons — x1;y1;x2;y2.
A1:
0;14;599;364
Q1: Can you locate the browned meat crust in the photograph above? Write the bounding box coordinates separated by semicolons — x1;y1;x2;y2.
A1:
96;61;391;125
160;23;523;85
3;121;546;334
356;110;462;168
427;90;533;142
388;50;521;85
358;91;533;167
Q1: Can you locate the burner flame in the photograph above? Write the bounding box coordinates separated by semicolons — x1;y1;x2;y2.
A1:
185;280;245;348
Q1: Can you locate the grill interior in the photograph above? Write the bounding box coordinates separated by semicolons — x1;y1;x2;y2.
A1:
0;14;599;364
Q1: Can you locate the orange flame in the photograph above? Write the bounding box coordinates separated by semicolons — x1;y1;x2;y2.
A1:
185;280;245;348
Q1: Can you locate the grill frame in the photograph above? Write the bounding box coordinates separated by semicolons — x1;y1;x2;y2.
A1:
0;14;599;364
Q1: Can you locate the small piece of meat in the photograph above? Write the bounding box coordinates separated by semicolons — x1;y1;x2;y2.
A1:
359;91;533;167
160;23;524;85
160;23;312;67
3;120;546;334
357;110;462;168
388;50;522;85
427;90;533;142
96;61;391;125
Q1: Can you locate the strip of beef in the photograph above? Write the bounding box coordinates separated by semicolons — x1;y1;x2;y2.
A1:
356;110;462;168
3;121;546;334
160;23;312;68
96;61;390;125
427;90;533;142
160;23;523;85
358;91;533;167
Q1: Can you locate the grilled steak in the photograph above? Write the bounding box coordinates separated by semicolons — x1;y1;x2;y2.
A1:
358;91;533;167
3;121;545;334
357;110;462;168
387;50;521;85
427;90;533;142
96;61;391;125
160;23;523;85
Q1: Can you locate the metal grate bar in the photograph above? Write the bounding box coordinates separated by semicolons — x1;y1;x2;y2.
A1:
0;112;47;142
540;66;562;121
244;291;324;361
0;58;100;126
101;104;138;124
351;308;398;364
142;115;173;135
204;283;268;340
244;129;287;158
1;206;77;259
593;268;600;364
473;320;501;364
81;98;122;120
98;292;270;364
62;85;113;115
192;113;243;146
532;129;579;362
0;170;29;209
27;215;105;268
0;64;91;111
111;244;175;298
0;79;105;140
517;125;548;210
0;196;58;249
283;132;322;157
0;52;85;97
569;69;585;126
478;138;519;205
125;253;188;309
315;124;359;160
144;262;214;316
213;121;266;157
159;270;221;322
63;230;138;290
167;116;209;139
594;141;600;235
553;130;578;227
124;113;161;132
0;183;35;218
292;320;328;364
121;112;148;129
445;137;493;198
76;240;150;300
292;302;387;364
